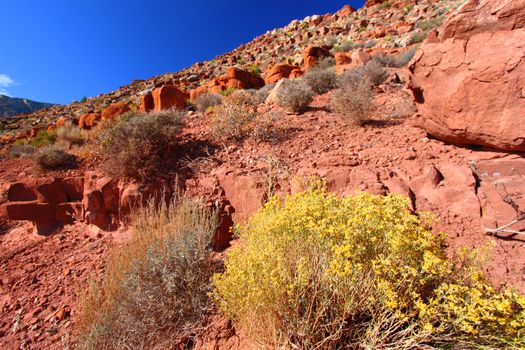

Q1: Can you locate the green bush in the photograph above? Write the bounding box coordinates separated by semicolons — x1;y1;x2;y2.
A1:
409;32;428;45
78;195;218;350
212;186;525;349
30;129;57;147
275;79;314;113
33;145;75;170
96;109;184;181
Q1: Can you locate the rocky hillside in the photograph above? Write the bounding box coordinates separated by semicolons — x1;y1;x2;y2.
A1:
0;95;54;118
0;0;461;145
1;0;525;348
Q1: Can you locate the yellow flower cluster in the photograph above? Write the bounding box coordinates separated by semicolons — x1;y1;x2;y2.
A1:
212;184;525;348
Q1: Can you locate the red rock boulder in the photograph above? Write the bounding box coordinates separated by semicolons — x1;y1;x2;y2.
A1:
225;67;264;90
78;113;101;129
409;0;525;151
101;102;131;121
264;64;302;84
152;85;188;111
335;4;356;17
139;92;154;112
303;46;333;70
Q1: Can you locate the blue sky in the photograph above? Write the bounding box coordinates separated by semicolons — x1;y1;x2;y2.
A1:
0;0;364;104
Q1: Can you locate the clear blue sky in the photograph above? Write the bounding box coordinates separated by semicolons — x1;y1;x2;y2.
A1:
0;0;363;104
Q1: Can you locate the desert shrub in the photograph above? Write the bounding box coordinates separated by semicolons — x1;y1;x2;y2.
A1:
333;39;355;52
363;60;388;85
364;39;377;48
416;17;443;31
195;93;222;112
96;109;184;181
248;64;261;75
33;145;75;170
252;111;285;144
255;83;276;104
78;195;218;350
224;89;259;107
303;67;337;95
409;31;427;45
211;100;256;141
8;144;36;159
332;78;373;126
56;120;84;146
275;79;314;113
220;87;236;97
30;129;57;147
213;186;525;349
337;60;387;90
373;49;416;68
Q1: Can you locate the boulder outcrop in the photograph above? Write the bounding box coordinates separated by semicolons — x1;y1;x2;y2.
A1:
101;102;131;121
409;0;525;151
152;85;188;111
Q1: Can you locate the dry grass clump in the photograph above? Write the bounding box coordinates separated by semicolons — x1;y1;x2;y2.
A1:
56;120;84;147
275;79;314;113
195;93;222;112
223;89;259;107
332;77;373;126
33;145;75;170
8;144;36;159
95;109;184;181
210;99;256;141
213;185;525;349
77;195;218;350
252;111;286;144
303;67;337;95
255;83;276;104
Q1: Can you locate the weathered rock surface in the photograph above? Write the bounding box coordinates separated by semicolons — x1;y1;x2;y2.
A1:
410;0;525;151
152;85;188;111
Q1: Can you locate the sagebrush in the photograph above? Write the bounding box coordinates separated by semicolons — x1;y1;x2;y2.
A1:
275;79;314;113
95;109;184;181
78;195;218;350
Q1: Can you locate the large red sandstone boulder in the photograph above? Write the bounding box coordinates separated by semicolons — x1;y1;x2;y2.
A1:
78;112;101;129
303;46;332;70
409;0;525;151
264;64;301;84
335;4;356;17
139;93;154;113
101;102;131;121
225;67;264;90
152;85;188;111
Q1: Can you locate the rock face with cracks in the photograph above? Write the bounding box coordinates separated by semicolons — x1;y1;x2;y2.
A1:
409;0;525;151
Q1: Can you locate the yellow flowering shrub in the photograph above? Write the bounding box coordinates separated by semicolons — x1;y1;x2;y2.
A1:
212;185;525;349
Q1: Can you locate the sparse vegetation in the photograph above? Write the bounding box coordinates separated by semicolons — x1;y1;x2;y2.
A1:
416;17;443;31
303;67;337;95
95;109;184;181
213;186;525;349
8;143;36;159
78;195;218;350
56;121;83;147
220;87;237;97
275;79;314;113
255;83;276;104
195;93;222;112
33;145;75;170
409;31;428;44
30;129;57;147
211;99;256;141
332;78;373;126
252;110;285;144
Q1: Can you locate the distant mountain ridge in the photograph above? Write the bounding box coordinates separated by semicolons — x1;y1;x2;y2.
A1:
0;94;55;117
